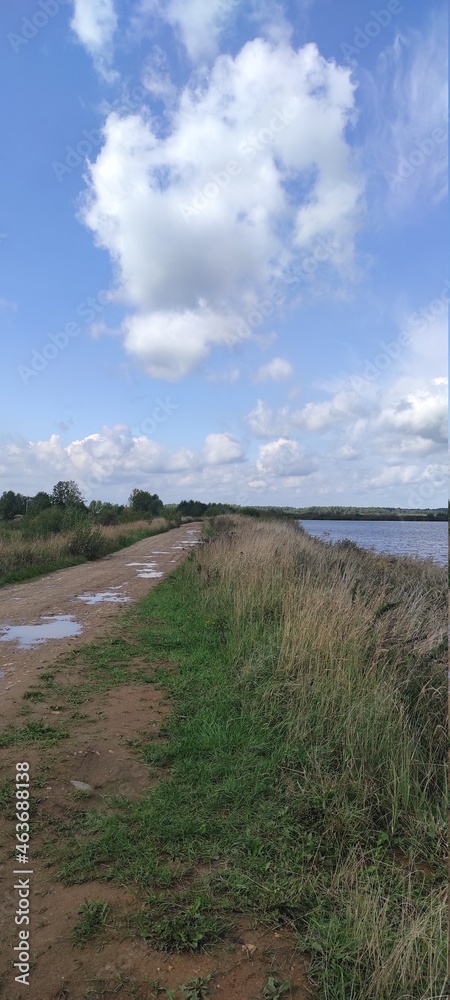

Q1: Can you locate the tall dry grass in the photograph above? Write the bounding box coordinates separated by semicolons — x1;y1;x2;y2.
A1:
0;518;173;583
191;515;447;998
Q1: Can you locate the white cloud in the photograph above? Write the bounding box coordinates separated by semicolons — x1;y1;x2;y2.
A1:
142;46;178;107
0;297;17;311
135;0;294;64
375;378;447;451
201;433;244;465
335;445;359;460
71;0;118;75
122;309;241;381
294;388;368;432
362;464;420;489
254;357;293;381
246;400;285;438
256;438;317;478
157;0;239;62
246;389;368;438
82;37;363;378
207;367;240;383
0;426;247;500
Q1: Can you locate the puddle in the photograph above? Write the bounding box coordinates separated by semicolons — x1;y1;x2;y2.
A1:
0;615;83;649
127;560;164;579
77;588;131;605
127;561;157;567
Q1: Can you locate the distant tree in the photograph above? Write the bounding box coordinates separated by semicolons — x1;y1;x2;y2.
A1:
128;489;163;518
177;500;208;517
161;503;179;518
27;491;52;516
88;500;104;516
204;503;235;516
51;481;84;509
240;506;261;517
0;491;26;520
97;503;120;526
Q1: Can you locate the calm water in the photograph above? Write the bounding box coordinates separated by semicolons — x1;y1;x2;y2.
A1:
300;520;448;566
0;614;83;649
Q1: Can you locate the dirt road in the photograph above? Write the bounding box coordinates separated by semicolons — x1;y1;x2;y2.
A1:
0;523;202;725
0;521;312;1000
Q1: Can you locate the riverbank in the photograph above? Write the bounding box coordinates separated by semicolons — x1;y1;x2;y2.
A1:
0;516;446;999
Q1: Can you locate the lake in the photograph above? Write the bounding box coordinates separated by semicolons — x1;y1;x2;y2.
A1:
299;520;448;566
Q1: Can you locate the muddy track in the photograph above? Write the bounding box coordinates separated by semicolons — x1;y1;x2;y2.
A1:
0;523;202;726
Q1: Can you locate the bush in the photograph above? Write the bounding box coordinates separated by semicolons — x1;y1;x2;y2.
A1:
68;523;106;560
96;504;119;526
20;507;64;538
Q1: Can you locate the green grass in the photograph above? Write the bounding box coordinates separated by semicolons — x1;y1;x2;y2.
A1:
0;556;86;587
72;900;111;945
20;517;446;998
0;720;68;748
0;518;176;587
262;978;292;1000
165;974;213;999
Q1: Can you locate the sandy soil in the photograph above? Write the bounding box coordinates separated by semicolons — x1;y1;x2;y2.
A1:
0;523;313;1000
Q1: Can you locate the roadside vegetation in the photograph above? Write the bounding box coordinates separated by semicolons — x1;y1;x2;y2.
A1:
1;480;446;587
0;481;184;585
20;516;447;999
0;516;177;586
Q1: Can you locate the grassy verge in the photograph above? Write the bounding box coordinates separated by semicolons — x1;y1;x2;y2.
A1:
23;516;447;998
0;517;176;586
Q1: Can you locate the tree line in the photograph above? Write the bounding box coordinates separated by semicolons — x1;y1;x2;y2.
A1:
0;483;250;526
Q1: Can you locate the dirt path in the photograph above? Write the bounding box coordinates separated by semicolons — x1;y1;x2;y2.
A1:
0;522;312;1000
0;523;202;725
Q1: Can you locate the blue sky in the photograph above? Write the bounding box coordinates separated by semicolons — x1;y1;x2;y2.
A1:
0;0;447;507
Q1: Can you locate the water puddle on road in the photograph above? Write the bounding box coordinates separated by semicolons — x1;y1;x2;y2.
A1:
0;615;83;649
127;561;164;579
77;587;131;605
